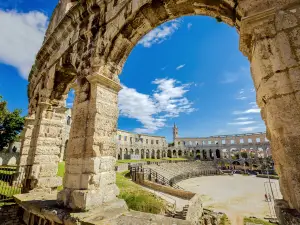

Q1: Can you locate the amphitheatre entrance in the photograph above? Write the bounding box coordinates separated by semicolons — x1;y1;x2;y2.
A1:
17;0;300;223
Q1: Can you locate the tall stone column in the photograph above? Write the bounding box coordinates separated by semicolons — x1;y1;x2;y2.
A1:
58;74;121;210
27;103;65;192
241;4;300;212
15;116;35;189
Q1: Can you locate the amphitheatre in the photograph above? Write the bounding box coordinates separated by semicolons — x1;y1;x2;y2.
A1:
0;0;300;225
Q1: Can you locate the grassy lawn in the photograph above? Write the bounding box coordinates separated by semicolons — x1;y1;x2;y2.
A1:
116;171;166;214
244;217;274;225
56;163;166;214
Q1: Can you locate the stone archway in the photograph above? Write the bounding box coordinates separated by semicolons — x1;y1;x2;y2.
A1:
20;0;300;214
167;150;172;158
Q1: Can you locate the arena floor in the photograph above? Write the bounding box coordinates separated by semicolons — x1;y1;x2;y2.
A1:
177;174;282;225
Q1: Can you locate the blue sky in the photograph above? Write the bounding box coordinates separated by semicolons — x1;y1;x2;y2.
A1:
0;1;266;142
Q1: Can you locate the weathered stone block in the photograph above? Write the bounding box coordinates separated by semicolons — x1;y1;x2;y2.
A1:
37;177;62;189
275;10;298;31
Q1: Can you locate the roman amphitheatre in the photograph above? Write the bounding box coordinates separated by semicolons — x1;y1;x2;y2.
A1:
0;0;300;225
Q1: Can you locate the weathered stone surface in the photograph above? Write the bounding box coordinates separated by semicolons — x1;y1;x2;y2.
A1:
17;0;300;216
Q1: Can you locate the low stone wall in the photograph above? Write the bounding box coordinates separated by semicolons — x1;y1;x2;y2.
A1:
143;180;195;200
0;204;23;225
0;152;19;166
170;169;221;185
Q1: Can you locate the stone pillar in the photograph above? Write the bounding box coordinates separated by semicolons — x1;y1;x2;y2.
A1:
58;74;121;210
15;116;36;188
240;4;300;212
26;103;65;192
18;116;36;167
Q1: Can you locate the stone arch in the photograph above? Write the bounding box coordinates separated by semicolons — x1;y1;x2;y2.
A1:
118;148;123;160
178;150;182;157
202;150;207;160
130;149;134;155
135;149;139;155
156;150;161;159
141;149;145;159
22;0;300;213
216;149;221;159
151;149;155;159
209;149;214;160
172;150;177;157
146;149;150;159
167;150;172;158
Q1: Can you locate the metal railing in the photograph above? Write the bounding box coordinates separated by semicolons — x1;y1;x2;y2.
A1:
131;167;183;190
0;165;31;205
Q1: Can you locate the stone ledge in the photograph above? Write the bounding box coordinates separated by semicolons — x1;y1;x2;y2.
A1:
14;193;191;225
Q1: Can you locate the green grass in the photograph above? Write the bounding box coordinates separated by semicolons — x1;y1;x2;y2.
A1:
220;214;231;225
0;181;21;197
116;171;166;214
57;161;65;177
244;217;274;225
56;163;167;214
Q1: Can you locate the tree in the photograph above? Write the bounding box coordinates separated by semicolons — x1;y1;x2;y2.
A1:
0;96;24;151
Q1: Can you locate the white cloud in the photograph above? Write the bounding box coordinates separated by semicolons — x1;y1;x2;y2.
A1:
187;23;192;30
235;117;251;121
176;64;185;70
139;20;181;48
220;67;250;84
236;96;247;100
118;78;195;133
0;10;48;79
228;121;256;125
239;127;260;132
233;108;261;115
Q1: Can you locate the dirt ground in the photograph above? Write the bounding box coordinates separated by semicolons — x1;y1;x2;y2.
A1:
177;174;282;225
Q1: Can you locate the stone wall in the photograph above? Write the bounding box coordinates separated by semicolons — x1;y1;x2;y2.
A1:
0;152;20;166
142;180;195;200
186;194;203;225
0;204;23;225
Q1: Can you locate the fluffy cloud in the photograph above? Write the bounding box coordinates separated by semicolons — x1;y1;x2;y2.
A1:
176;64;185;70
0;10;48;79
118;78;195;133
139;20;181;48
